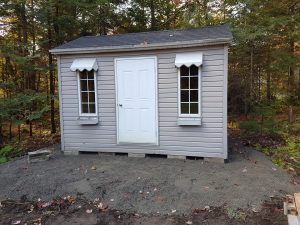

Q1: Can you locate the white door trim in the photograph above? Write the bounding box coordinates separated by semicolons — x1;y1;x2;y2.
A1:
114;56;159;145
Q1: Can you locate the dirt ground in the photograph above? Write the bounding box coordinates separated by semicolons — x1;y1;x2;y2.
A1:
0;196;287;225
0;140;298;224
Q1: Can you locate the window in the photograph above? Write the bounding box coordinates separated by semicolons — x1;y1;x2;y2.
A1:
179;65;200;116
78;70;97;116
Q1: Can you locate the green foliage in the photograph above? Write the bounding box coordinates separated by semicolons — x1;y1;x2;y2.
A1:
239;101;282;134
239;120;261;133
0;90;49;127
256;136;300;170
0;144;14;164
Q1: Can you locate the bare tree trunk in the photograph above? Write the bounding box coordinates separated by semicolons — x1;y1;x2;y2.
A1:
29;0;37;91
47;7;56;134
288;106;294;124
18;125;21;142
203;0;209;24
266;53;271;101
266;70;271;101
288;37;295;95
0;123;3;147
250;45;253;103
288;3;295;93
29;121;33;137
9;121;12;140
150;0;156;30
49;53;56;134
36;72;41;92
298;70;300;100
258;67;261;100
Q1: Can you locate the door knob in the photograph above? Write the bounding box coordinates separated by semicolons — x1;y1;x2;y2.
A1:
118;104;123;107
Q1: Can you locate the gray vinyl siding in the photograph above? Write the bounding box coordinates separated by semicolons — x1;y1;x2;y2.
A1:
58;45;228;158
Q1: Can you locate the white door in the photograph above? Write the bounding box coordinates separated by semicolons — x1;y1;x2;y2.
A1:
116;57;157;144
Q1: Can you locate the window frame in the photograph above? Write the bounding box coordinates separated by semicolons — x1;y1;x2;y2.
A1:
77;70;98;117
177;65;201;118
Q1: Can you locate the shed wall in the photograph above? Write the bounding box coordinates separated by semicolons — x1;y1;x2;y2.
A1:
58;45;228;158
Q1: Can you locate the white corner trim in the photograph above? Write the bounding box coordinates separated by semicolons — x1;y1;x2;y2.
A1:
223;45;229;159
57;56;65;151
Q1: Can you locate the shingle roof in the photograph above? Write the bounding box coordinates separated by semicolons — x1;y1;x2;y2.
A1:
50;24;232;54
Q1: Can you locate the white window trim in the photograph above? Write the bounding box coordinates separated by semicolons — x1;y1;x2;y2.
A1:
77;70;98;117
177;66;201;118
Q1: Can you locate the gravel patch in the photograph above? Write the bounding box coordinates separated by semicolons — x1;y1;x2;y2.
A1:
0;140;298;214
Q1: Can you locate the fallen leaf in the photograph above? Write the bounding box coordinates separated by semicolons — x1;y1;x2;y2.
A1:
272;167;277;171
90;165;97;170
110;199;114;202
153;188;157;192
42;202;51;208
44;210;54;216
171;209;176;213
146;192;150;194
242;168;247;173
139;191;143;194
186;221;193;225
67;196;75;204
97;202;108;211
27;205;34;213
252;207;259;213
86;209;93;214
11;220;21;225
204;206;210;210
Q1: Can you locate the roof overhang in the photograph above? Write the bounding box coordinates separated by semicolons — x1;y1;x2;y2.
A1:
50;38;232;55
175;52;203;67
70;58;98;71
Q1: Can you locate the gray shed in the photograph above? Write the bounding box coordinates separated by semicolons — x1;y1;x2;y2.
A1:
50;24;232;161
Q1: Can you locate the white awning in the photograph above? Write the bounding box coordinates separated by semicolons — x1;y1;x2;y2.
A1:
70;58;98;71
175;52;203;67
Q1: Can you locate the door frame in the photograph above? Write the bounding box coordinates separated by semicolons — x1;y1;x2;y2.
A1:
114;56;159;145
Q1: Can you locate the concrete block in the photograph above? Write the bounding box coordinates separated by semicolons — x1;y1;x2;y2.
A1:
204;157;225;164
167;155;186;160
28;150;51;163
98;152;115;157
63;150;79;156
128;153;145;158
